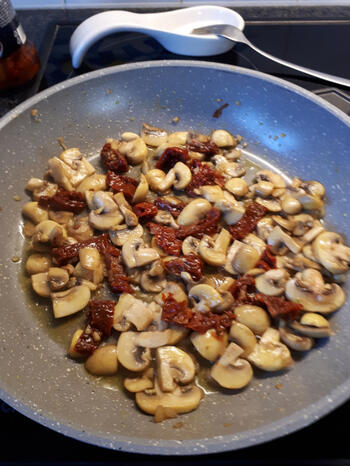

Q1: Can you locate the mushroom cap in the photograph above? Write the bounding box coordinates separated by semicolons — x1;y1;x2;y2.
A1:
51;285;90;318
157;346;196;392
229;322;257;358
31;272;51;297
248;328;293;371
312;231;350;274
122;237;159;268
84;344;119;376
234;304;270;336
188;284;223;313
198;235;226;267
191;329;228;362
177;198;212;226
255;269;289;296
116;331;151;372
289;313;332;338
285;269;346;314
211;342;253;389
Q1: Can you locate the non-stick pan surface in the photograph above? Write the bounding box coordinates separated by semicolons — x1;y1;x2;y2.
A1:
1;61;350;455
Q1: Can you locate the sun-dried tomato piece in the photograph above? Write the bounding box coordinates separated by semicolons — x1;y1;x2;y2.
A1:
52;233;110;265
155;147;189;171
104;245;133;294
161;294;234;335
253;294;302;321
106;170;138;202
133;202;158;221
38;187;86;214
175;208;221;240
164;253;203;281
74;330;101;356
154;197;185;218
229;202;267;241
185;160;225;196
256;246;276;271
100;142;129;173
229;275;257;305
89;299;115;337
187;140;219;157
147;222;182;256
213;103;229;118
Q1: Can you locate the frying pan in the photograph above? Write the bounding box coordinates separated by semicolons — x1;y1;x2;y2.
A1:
1;60;350;455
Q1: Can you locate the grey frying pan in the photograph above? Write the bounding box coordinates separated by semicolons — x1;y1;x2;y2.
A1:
1;61;350;455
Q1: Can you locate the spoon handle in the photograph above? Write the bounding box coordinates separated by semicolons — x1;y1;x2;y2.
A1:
219;26;350;88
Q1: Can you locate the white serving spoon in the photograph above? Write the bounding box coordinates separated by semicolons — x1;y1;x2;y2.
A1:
70;6;244;69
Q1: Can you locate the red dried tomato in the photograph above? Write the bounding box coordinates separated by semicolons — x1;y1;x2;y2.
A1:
213;103;229;118
164;253;203;281
256;246;276;271
187;140;219;157
154;197;185;218
229;275;257;305
147;222;182;256
155;147;189;171
104;245;133;294
253;294;302;321
175;208;221;240
52;233;110;265
89;299;115;337
38;187;86;214
100;142;129;173
185;160;225;196
229;202;267;241
74;330;101;356
162;294;234;335
106;170;138;202
133;202;158;221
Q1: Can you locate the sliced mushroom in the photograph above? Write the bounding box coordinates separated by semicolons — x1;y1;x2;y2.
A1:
118;132;148;164
31;272;51;297
312;231;350;274
289;312;332;338
257;217;274;240
109;223;143;247
141;123;168;147
211;129;235;147
279;321;313;351
212;155;246;177
301;221;324;244
242;233;266;256
285;268;345;314
248;328;293;371
48;210;74;225
198;229;231;267
58;148;95;187
146;168;175;192
255;269;290;296
157;346;195;392
114;192;138;227
250;181;274;198
172;162;192;190
85;344;118;376
154;281;188;306
292;214;314;236
26;253;52;275
225;240;260;275
225;178;249;197
177;198;212;226
32;220;67;249
234;304;270;336
197;185;224;203
188;284;223;312
140;260;166;292
113;293;154;331
132;174;149;203
76;173;106;194
256;170;286;189
267;226;301;255
51;285;91;318
182;236;200;256
124;368;154;392
87;191;123;230
154;210;178;229
255;197;282;212
117;331;152;372
122;237;159;268
136;379;202;415
211;342;253;389
66;216;93;242
190;329;228;362
73;247;104;285
22;201;49;225
68;329;85;358
229;322;257;358
214;198;245;225
48;267;70;291
26;178;58;200
280;194;302;215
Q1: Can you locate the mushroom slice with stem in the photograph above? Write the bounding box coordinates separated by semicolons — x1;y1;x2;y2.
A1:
122;237;159;269
255;269;290;296
177;198;212;226
182;236;200;256
141;123;168;147
242;233;266;256
234;304;270;336
22;201;49;225
285;268;345;314
73;247;104;285
48;267;70;291
59;148;95;187
136;379;202;415
212;155;246;178
190;329;228;362
154;210;178;229
67;216;93;242
132;174;149;203
279;321;313;351
51;285;90;318
140;260;167;293
312;231;350;274
31;272;51;297
225;240;260;275
267;226;302;255
146;168;175;193
85;344;119;376
281;194;302;215
117;331;151;372
48;210;74;226
157;346;196;392
154;281;188;306
114;192;138;227
248;328;293;371
289;313;332;338
113;293;154;332
229;322;257;358
198;229;231;267
124;368;154;393
26;178;58;201
211;342;253;389
87;191;123;231
256;170;286;189
214;198;245;225
188;284;223;313
109;223;143;247
118;132;148;165
32;220;67;250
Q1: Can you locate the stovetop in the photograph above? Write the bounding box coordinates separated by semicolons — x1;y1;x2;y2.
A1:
1;10;350;464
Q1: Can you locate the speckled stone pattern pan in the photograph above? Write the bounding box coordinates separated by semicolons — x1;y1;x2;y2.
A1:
1;60;350;455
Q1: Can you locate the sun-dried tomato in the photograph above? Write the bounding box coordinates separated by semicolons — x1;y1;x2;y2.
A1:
176;208;221;240
133;202;158;221
104;245;133;294
187;140;219;157
162;294;234;335
164;253;203;281
213;103;229;118
147;222;182;256
89;299;115;337
155;147;189;171
74;330;101;356
185;160;225;196
256;246;276;271
253;294;302;321
106;170;138;202
229;275;257;305
154;197;185;218
52;233;110;265
38;187;86;214
229;202;267;240
100;142;129;173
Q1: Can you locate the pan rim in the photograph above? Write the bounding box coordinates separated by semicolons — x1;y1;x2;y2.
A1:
1;59;350;455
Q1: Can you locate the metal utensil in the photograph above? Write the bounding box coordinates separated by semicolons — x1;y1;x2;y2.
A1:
192;24;350;88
